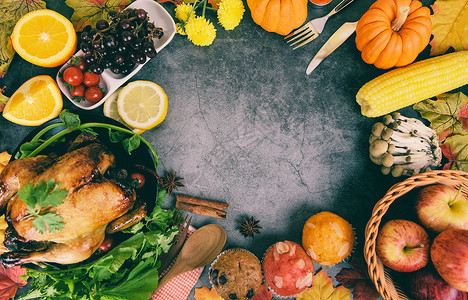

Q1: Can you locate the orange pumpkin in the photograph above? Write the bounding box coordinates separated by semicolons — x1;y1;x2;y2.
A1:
247;0;308;35
355;0;431;69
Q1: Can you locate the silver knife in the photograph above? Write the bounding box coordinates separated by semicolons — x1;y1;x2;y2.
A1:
306;21;358;75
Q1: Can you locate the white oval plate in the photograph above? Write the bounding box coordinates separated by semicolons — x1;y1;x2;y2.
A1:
57;0;175;110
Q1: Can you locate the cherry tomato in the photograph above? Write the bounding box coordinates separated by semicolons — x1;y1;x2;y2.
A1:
130;172;145;189
83;72;100;87
84;86;103;103
70;57;87;72
99;236;115;252
70;84;85;97
63;67;83;86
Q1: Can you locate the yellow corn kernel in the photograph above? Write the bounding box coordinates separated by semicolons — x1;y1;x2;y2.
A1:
356;51;468;118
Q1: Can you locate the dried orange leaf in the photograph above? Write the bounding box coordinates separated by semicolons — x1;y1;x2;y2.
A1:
0;265;27;299
194;286;223;300
0;151;10;173
430;0;468;55
296;269;351;300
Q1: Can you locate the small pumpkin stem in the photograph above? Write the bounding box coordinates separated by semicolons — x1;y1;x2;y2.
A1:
391;6;410;31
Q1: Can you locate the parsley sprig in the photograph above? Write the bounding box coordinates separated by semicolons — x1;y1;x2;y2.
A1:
18;179;68;234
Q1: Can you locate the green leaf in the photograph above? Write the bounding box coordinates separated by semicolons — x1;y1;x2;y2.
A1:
109;129;126;143
122;135;141;155
65;0;131;31
40;181;67;207
99;267;159;300
60;110;81;130
33;213;64;234
413;92;468;136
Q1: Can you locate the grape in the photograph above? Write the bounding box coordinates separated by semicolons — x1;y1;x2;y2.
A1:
116;44;127;53
83;25;92;33
81;31;90;42
114;55;125;65
93;41;104;50
121;31;134;44
104;35;118;48
89;64;104;75
103;60;113;69
134;52;146;64
146;49;157;58
119;19;131;31
111;66;121;74
80;43;92;56
89;28;99;39
142;42;155;54
131;39;143;50
136;8;148;20
96;19;109;30
108;10;117;20
126;60;136;69
84;55;95;65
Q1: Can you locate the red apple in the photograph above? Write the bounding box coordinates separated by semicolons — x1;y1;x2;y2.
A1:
431;229;468;292
416;185;468;232
409;266;467;300
376;219;430;272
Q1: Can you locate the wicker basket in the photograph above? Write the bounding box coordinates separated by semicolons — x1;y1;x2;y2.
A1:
364;170;468;300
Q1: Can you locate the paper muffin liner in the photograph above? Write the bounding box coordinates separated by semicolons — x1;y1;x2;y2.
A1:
261;242;312;299
209;248;262;298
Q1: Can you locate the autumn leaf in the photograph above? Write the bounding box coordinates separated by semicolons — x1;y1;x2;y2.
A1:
0;151;10;173
296;269;351;300
0;0;46;77
251;285;272;300
0;265;27;299
441;134;468;172
65;0;131;32
413;93;468;139
194;286;223;300
335;256;380;300
430;0;468;55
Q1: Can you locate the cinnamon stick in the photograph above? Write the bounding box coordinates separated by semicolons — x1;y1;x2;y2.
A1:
176;194;229;210
175;201;227;219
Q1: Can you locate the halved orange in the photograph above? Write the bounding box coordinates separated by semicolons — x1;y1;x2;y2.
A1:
11;9;77;67
3;75;63;126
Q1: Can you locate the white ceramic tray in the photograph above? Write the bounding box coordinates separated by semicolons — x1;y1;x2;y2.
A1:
57;0;175;110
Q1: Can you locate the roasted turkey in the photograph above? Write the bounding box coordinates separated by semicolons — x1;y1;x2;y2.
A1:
0;136;146;267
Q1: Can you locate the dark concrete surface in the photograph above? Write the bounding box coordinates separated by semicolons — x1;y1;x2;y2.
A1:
1;0;466;299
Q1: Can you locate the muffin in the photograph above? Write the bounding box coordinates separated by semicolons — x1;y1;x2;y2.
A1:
302;211;355;266
262;241;314;297
210;248;263;300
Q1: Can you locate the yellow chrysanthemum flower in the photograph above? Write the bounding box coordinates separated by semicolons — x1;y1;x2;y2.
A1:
217;0;245;30
185;16;216;46
175;3;195;22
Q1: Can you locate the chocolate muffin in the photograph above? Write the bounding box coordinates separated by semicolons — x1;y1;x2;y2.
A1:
209;248;262;300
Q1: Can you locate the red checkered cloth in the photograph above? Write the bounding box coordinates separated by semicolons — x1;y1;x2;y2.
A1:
151;267;203;300
151;226;203;300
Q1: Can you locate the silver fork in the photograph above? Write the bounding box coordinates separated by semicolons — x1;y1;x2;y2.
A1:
285;0;355;50
158;212;192;277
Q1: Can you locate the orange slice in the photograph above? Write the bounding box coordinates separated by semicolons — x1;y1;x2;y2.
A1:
3;75;63;126
11;9;77;67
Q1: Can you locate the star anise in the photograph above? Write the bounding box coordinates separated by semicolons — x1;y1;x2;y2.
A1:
161;171;185;195
239;216;262;238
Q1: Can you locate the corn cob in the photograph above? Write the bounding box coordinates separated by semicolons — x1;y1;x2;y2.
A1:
356;51;468;118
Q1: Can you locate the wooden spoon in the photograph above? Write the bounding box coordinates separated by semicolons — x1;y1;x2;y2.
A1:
155;223;226;292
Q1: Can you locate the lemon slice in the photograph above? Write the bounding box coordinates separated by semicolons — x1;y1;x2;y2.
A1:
3;75;62;126
11;9;77;68
103;88;144;134
117;81;168;130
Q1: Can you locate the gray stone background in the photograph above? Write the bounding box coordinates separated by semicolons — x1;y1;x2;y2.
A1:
1;0;466;298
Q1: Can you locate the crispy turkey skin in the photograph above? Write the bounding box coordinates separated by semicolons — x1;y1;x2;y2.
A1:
0;141;138;267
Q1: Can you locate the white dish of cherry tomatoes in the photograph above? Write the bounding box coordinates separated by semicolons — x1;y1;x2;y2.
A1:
56;0;175;110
